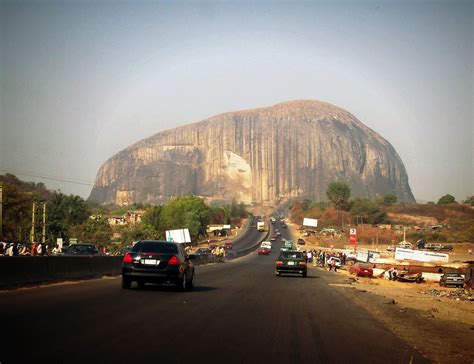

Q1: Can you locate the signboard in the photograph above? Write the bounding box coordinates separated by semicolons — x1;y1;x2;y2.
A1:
356;250;368;262
165;229;191;244
395;248;449;263
368;251;381;263
303;218;318;228
349;228;357;236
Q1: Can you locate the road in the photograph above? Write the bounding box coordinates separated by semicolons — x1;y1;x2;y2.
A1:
0;220;429;364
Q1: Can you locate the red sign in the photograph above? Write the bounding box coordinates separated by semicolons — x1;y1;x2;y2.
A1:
349;235;357;245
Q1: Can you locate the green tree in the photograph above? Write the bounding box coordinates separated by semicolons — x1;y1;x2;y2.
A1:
159;196;210;240
1;184;32;242
142;205;163;231
119;224;158;245
463;196;474;206
378;193;398;207
326;182;351;210
350;198;387;224
69;216;112;244
437;194;456;205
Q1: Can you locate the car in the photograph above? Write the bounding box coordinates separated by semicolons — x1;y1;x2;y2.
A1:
297;239;305;245
397;242;413;249
260;241;272;251
325;256;342;267
194;247;211;256
62;243;99;256
439;272;464;287
275;251;307;277
270;235;277;241
349;263;373;277
121;240;195;290
224;242;233;250
257;247;270;255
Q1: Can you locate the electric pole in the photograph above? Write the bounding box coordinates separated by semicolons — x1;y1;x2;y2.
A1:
42;203;46;244
0;185;3;240
30;202;36;242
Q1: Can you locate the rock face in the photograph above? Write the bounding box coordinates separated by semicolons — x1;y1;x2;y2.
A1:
89;100;415;205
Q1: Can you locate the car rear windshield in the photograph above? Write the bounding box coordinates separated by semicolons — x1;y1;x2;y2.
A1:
132;241;178;254
446;273;462;277
280;252;304;259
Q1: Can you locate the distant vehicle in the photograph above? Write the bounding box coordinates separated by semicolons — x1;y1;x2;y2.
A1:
224;242;233;250
325;256;342;267
257;247;270;255
281;223;287;228
260;241;272;251
257;221;265;232
194;248;211;256
297;239;305;245
62;243;99;256
349;263;373;277
397;242;413;249
439;273;464;287
426;243;453;251
275;251;307;277
280;240;293;252
121;240;194;290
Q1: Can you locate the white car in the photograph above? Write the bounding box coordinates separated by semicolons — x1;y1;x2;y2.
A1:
326;256;342;267
260;241;272;251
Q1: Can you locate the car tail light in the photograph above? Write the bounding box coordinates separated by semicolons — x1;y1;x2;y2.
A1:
299;262;306;266
122;253;133;263
276;261;283;266
168;256;181;265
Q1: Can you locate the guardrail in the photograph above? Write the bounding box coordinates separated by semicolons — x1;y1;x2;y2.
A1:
0;256;123;288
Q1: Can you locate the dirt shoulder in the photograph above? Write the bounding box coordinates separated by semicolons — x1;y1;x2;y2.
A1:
315;267;474;363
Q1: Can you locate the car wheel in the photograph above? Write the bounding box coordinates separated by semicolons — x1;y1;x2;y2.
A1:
176;272;187;291
275;271;280;277
186;272;194;290
122;276;131;289
302;272;307;278
137;281;145;289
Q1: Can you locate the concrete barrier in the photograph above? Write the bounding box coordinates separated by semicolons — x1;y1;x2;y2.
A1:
0;256;123;288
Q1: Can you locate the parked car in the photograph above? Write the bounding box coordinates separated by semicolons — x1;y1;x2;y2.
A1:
121;240;194;290
397;242;413;249
349;263;373;277
425;243;443;251
439;272;464;287
257;247;270;255
224;242;233;250
62;243;99;256
275;251;307;277
297;239;305;245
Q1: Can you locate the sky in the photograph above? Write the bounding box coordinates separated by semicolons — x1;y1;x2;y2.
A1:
1;0;473;203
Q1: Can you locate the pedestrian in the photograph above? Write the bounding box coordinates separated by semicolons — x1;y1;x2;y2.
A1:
0;242;4;256
12;242;19;256
52;244;61;255
388;267;394;280
36;242;42;256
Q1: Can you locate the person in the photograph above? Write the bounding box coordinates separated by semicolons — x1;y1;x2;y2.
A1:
52;244;61;255
332;259;338;272
12;242;19;256
0;242;4;256
388;267;395;281
36;242;42;256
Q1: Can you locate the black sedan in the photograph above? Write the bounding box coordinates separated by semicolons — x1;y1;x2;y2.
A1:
122;240;194;290
275;251;307;277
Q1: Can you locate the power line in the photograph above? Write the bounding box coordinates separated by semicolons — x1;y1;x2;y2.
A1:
0;168;95;187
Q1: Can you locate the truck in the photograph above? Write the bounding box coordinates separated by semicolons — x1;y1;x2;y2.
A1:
257;221;265;232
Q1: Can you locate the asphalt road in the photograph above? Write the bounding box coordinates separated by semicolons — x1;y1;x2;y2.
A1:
0;220;429;364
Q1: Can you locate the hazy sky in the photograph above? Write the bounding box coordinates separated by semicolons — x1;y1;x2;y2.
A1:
1;0;472;202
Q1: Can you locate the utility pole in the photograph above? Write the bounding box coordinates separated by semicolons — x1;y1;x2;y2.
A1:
30;202;36;242
0;185;3;240
42;203;46;244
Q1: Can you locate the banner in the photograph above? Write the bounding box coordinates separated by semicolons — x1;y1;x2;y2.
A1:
395;248;449;263
165;229;191;243
303;218;318;228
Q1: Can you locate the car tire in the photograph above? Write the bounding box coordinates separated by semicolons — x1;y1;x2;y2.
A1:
122;276;131;289
186;272;194;290
302;272;307;278
176;272;187;291
137;281;145;289
275;271;280;277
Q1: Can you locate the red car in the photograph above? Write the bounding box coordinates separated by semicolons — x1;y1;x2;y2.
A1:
257;247;270;255
224;242;233;250
349;263;374;277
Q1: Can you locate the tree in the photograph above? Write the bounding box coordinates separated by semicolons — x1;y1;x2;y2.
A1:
378;193;397;207
159;196;210;241
119;224;158;245
69;216;112;244
463;196;474;206
437;194;456;205
326;182;351;211
350;198;387;224
1;184;32;242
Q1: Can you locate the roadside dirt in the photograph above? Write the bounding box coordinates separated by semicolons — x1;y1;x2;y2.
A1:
319;267;474;363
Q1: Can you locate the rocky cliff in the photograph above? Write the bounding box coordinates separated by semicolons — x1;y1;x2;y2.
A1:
89;100;415;205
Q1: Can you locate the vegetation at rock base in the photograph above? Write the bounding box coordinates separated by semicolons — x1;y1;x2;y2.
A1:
1;174;249;252
437;193;456;205
326;182;351;211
